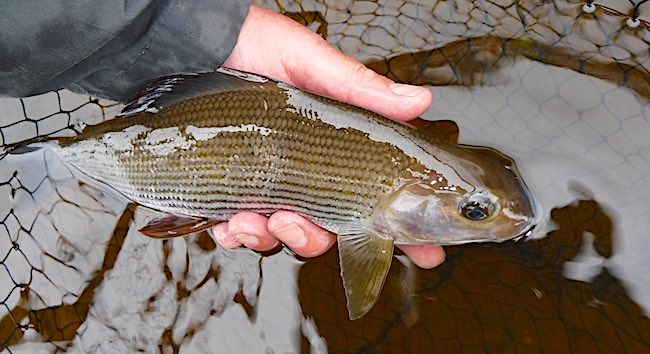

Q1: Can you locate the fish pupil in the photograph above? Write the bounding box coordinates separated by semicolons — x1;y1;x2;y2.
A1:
459;193;495;221
462;202;489;221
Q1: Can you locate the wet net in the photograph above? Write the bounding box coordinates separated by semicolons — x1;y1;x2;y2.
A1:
1;0;650;352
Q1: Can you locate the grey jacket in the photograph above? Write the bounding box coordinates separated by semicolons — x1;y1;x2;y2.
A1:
0;1;249;102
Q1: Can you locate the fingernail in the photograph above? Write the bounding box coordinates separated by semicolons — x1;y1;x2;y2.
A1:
389;83;425;97
274;223;307;248
234;233;259;247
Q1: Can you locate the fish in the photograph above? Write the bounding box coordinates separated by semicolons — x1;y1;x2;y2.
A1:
13;67;537;319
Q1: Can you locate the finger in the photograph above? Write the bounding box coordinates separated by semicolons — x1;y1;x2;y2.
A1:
267;211;336;257
397;244;446;269
211;222;242;249
226;212;280;251
224;6;432;122
286;55;432;122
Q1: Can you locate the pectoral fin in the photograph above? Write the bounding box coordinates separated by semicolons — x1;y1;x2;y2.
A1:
338;222;394;320
139;215;218;238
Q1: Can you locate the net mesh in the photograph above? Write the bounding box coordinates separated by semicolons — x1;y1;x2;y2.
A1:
1;0;650;352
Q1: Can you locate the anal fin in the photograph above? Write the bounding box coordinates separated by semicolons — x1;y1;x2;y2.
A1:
338;222;394;320
139;214;218;239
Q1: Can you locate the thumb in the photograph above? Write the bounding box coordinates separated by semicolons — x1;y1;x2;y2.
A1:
281;34;432;121
286;51;433;121
225;6;431;122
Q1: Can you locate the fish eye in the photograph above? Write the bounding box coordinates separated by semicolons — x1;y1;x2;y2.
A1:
459;193;495;221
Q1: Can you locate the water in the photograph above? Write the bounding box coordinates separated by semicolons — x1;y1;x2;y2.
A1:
429;58;650;314
2;0;650;353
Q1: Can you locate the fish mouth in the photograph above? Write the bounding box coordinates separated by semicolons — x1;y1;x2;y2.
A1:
508;213;537;238
516;219;537;238
507;222;538;243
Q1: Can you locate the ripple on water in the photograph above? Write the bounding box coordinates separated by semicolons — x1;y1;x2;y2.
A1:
2;0;650;352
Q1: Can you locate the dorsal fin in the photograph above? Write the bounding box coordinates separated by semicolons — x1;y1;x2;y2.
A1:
407;118;459;143
119;68;272;117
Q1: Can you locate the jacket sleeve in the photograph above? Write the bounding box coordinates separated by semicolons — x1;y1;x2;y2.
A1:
0;0;250;102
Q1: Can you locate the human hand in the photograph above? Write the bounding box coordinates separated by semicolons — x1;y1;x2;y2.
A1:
212;5;445;269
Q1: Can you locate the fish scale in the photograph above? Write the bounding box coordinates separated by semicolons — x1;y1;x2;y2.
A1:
39;68;535;319
57;84;408;228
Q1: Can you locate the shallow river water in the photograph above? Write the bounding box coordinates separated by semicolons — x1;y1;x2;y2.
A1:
1;1;649;353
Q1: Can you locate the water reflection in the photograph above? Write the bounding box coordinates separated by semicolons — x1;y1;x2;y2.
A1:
299;197;650;353
426;57;650;319
0;205;132;351
2;0;650;352
3;182;649;352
